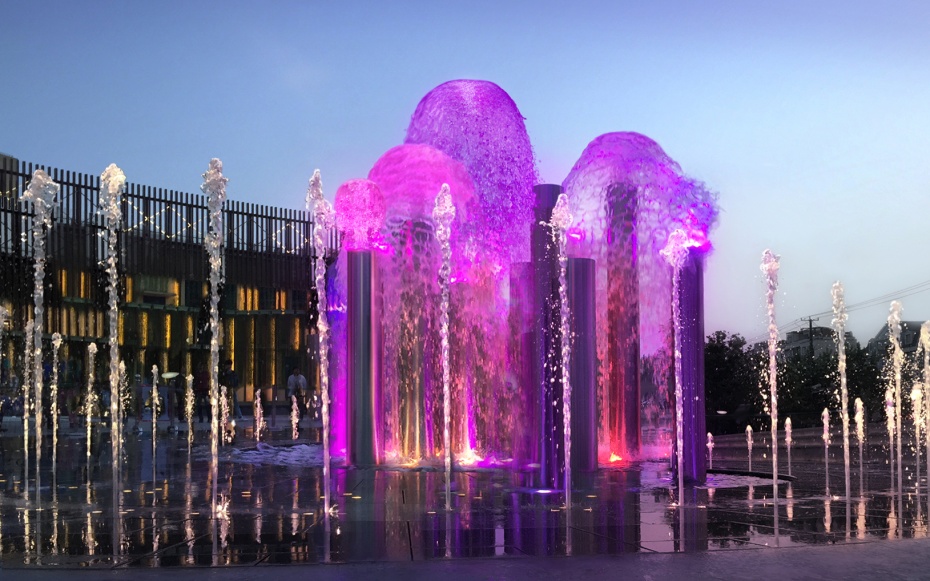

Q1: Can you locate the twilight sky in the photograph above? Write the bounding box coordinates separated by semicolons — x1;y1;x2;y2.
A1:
3;0;929;344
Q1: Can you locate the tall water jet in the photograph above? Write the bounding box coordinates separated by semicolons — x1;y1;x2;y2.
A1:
885;387;895;485
548;193;573;505
888;301;904;496
307;170;334;521
335;178;386;466
922;323;930;498
253;386;264;442
151;365;160;492
746;425;753;471
50;333;61;469
912;385;924;491
432;184;455;509
823;408;831;495
564;133;718;461
220;383;230;443
23;320;33;501
22;169;60;499
291;395;300;440
785;417;793;477
832;282;850;501
185;374;194;449
99;163;126;521
761;250;780;509
85;343;97;464
855;398;865;495
200;158;227;544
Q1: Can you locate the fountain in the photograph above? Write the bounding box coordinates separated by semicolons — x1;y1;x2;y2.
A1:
706;433;714;469
911;384;923;489
823;408;831;495
0;79;746;568
21;169;59;508
886;386;895;484
200;157;227;560
761;250;780;519
832;283;851;502
854;398;864;495
922;323;930;497
785;417;792;477
433;184;455;509
746;425;753;471
888;301;904;496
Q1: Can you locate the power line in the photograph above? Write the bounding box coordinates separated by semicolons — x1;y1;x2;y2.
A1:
742;279;930;344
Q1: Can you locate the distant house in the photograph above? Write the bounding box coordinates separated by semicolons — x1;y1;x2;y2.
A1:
867;320;925;361
781;326;859;359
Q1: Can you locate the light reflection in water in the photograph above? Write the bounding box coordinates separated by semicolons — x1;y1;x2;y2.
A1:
824;496;832;534
84;511;95;556
857;497;866;540
292;479;299;536
888;500;897;540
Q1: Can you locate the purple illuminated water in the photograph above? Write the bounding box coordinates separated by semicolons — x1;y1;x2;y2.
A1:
564;132;717;461
405;79;537;266
321;82;718;474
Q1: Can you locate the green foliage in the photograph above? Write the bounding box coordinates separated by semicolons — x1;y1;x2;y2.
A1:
704;330;883;433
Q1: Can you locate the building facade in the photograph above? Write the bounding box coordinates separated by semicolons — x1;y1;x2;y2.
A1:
0;156;330;405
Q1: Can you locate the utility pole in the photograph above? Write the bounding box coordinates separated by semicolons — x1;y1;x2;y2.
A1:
802;316;818;357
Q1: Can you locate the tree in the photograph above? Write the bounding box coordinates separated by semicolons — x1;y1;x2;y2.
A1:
704;331;764;434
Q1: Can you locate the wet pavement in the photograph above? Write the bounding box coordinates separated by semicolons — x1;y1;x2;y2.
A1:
1;419;928;579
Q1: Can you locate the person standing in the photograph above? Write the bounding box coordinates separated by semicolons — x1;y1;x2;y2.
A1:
194;364;210;424
221;359;242;419
286;367;307;420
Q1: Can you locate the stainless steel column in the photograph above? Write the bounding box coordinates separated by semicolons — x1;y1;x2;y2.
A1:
679;247;706;484
531;183;563;488
606;184;640;458
568;257;597;474
347;250;382;466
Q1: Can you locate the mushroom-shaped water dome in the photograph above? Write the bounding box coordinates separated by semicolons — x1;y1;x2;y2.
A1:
368;143;475;230
405;80;536;263
562;132;718;258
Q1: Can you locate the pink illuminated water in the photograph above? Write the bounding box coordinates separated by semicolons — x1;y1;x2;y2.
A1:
369;143;486;462
335;179;385;252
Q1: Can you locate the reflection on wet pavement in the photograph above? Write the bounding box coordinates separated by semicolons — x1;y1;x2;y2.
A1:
1;426;927;569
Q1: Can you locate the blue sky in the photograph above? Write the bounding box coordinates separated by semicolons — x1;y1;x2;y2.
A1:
4;0;930;343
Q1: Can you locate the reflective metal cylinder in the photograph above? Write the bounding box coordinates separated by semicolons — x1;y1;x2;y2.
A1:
605;184;640;458
679;247;706;484
531;183;563;488
568;257;597;474
347;250;382;466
